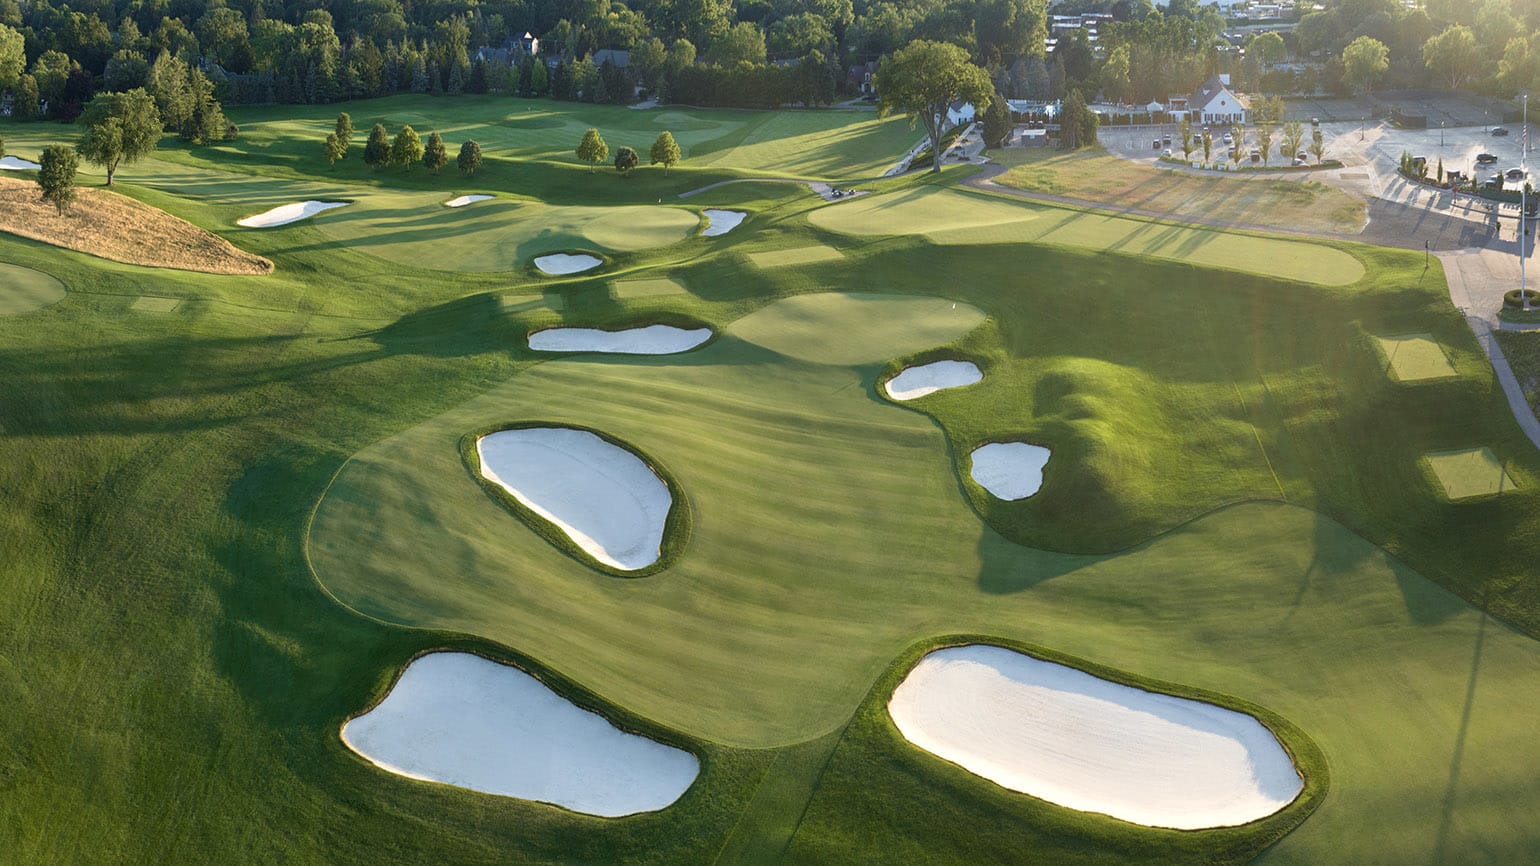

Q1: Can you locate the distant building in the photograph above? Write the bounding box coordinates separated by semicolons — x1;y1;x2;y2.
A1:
1180;74;1250;125
520;31;539;57
472;32;540;66
591;49;630;69
847;60;878;95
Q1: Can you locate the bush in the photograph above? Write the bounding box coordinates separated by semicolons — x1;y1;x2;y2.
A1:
1503;288;1540;309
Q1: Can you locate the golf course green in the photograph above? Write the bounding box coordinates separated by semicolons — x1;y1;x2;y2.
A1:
4;95;1540;865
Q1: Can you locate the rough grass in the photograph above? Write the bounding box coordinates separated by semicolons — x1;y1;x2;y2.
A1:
808;185;1366;286
0;176;272;275
991;146;1368;234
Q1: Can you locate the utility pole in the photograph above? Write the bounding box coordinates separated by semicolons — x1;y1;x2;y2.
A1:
1523;94;1530;312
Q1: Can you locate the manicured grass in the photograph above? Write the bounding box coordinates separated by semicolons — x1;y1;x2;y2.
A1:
1423;447;1517;500
745;244;845;268
1494;330;1540;421
0;260;66;314
130;295;183;313
611;276;689;298
992;146;1368;234
726;293;986;364
808;186;1367;286
1374;333;1458;381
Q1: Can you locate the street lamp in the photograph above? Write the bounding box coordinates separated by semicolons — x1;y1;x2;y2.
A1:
1523;93;1530;312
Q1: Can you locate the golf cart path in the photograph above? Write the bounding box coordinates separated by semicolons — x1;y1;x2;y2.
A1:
1439;248;1540;451
678;178;865;202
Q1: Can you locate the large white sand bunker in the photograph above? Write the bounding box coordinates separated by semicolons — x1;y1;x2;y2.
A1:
889;645;1302;829
477;427;671;571
534;253;603;275
0;156;41;170
701;209;746;237
445;194;494;208
885;360;982;401
342;652;699;816
970;442;1050;500
237;201;348;227
529;325;712;355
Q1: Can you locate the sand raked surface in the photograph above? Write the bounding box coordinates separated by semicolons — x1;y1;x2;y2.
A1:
237;201;348;227
477;427;671;571
0;156;41;170
529;325;711;355
534;253;603;275
445;194;494;208
701;209;746;237
970;442;1050;500
885;360;982;401
342;652;699;816
889;645;1303;829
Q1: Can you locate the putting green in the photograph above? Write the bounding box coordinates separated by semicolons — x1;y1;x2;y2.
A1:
1424;448;1515;500
808;188;1365;286
0;262;66;314
746;245;845;269
728;293;986;365
130;296;182;313
612;277;688;299
313;191;701;272
1375;334;1458;381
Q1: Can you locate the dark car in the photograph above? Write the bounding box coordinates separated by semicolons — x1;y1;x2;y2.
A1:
1507;167;1528;181
1487;173;1505;189
1491;127;1511;136
1476;152;1499;164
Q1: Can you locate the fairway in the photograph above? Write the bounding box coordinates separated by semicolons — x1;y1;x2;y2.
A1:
0;262;66;314
728;292;986;364
1375;333;1458;381
745;244;845;269
1424;448;1516;500
611;277;688;298
809;187;1366;286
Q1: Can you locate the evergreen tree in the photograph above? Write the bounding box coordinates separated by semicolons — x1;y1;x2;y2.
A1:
364;122;390;169
457;139;482;175
335;112;353;148
447;60;465;94
576;127;608;172
423;131;447;173
981;94;1011;149
324;131;345;168
530;60;548;96
650;130;681;174
36;144;78;215
391;124;423;169
614;145;638;174
410;57;429;92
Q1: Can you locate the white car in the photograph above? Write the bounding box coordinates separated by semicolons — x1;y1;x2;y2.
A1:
1162;148;1173;157
1222;133;1234;145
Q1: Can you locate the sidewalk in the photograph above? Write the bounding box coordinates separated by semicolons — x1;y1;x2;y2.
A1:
1439;247;1540;450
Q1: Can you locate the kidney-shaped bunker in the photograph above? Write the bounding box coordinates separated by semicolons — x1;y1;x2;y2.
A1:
969;441;1050;500
477;427;672;571
529;325;712;355
885;360;982;401
888;645;1303;829
534;253;603;274
343;652;699;816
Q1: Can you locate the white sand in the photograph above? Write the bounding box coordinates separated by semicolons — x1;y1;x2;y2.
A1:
884;360;982;400
342;652;699;816
534;253;603;275
701;209;746;237
888;645;1302;829
236;201;348;227
970;442;1051;500
529;325;712;355
0;156;41;170
477;427;671;571
445;194;494;207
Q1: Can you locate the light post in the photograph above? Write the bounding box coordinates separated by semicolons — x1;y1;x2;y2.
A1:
1522;94;1529;312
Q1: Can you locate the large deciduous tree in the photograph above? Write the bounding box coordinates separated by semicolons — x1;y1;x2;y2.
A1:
650;131;681;173
1342;35;1389;98
1422;25;1480;89
36;144;79;215
577;127;608;172
76;88;161;186
364;123;390;169
0;23;23;92
876;40;993;173
457;139;482;175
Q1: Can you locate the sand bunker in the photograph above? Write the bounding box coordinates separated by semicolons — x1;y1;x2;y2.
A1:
477;427;671;571
970;442;1051;500
0;156;41;170
342;652;698;816
237;201;348;228
889;645;1302;829
702;210;746;237
445;194;494;208
534;253;603;275
885;360;982;401
529;325;712;355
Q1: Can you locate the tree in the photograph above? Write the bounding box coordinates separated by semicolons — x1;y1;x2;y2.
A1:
147;50;192;132
1203;128;1213;163
1342;36;1389;98
1101;44;1131;104
324;132;346;168
614;145;639;175
364;123;390;170
36;144;79;215
1180;117;1196;159
13;74;38;121
1256;123;1275;166
711;22;767;65
650;131;681;174
180;69;229;144
1422;25;1480;89
1059;89;1098;149
877;40;993;173
1246;31;1286;72
982;94;1011;149
1282;121;1304;162
335;112;354;149
423;131;448;173
76;89;161;186
577;127;608;172
457;139;482;175
1230;124;1246;166
0;23;23;92
391;125;423;169
1310;127;1326;164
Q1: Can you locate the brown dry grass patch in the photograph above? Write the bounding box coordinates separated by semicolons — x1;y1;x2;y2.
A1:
0;176;272;275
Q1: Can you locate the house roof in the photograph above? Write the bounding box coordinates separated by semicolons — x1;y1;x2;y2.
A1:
1190;74;1250;112
592;48;630;68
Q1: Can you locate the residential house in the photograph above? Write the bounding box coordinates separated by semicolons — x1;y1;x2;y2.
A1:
1184;74;1250;125
846;60;878;95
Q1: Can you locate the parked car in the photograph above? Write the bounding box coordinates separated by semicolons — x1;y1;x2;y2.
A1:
1486;174;1505;189
1476;152;1499;164
1491;127;1510;136
1311;117;1319;126
1412;155;1427;170
1162;148;1173;157
1507;167;1528;181
1297;150;1309;161
1163;135;1172;146
1250;149;1261;163
1447;170;1465;185
1222;132;1234;145
1293;157;1307;166
1153;139;1163;150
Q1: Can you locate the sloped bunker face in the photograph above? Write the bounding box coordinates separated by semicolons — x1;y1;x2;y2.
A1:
533;253;602;275
884;360;982;401
528;325;712;355
969;442;1051;500
476;427;672;572
236;201;348;227
701;209;747;237
445;194;494;208
342;652;699;817
888;645;1303;830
